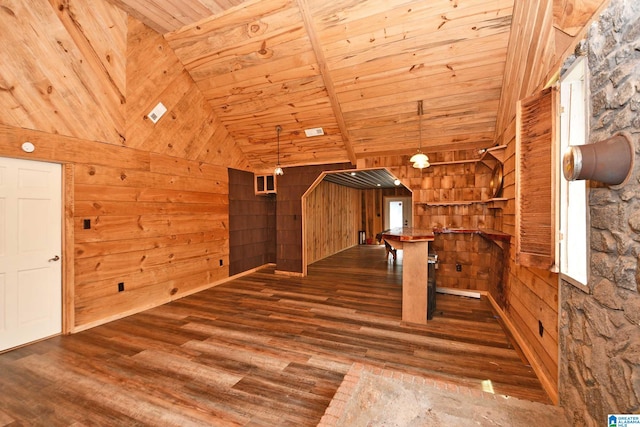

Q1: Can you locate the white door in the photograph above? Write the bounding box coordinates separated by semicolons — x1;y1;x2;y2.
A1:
384;196;412;229
0;157;62;352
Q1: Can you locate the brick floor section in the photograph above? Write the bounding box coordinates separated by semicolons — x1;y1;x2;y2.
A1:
317;363;501;427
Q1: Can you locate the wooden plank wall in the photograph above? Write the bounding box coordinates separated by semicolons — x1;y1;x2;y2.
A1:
431;233;495;292
361;151;495;231
0;0;250;330
360;6;562;394
494;0;559;403
361;188;383;242
491;0;611;404
304;180;360;265
360;187;411;242
228;168;276;276
359;154;498;290
276;163;351;273
0;0;127;144
73;154;230;328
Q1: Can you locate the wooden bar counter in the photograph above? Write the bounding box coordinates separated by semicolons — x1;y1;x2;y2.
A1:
381;227;435;325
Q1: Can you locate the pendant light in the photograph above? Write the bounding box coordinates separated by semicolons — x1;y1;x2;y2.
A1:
274;125;284;176
409;100;430;169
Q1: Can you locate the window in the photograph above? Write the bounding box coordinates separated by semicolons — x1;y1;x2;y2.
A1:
255;174;276;195
557;57;588;286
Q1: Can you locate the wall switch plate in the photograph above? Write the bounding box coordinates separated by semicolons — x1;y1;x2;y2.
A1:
118;282;125;292
83;219;91;229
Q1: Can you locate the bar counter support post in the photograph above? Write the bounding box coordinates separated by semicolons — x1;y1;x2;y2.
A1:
402;240;429;324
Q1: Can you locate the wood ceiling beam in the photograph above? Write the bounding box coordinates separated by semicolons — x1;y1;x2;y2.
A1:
295;0;357;165
355;140;494;160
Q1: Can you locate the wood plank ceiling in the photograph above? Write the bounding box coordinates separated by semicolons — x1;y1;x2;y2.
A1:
107;0;515;170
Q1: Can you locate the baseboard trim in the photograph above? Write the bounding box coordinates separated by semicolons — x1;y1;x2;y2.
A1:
485;292;559;405
436;287;481;299
274;270;304;277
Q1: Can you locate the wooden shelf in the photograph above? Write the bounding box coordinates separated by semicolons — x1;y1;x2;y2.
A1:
433;227;511;242
426;145;506;168
428;159;478;167
485;197;508;208
421;197;507;207
423;201;477;206
479;145;507;167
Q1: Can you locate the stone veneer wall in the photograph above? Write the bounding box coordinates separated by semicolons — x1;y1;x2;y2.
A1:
559;0;640;425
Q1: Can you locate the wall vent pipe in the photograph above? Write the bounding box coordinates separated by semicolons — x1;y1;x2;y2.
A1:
562;132;635;187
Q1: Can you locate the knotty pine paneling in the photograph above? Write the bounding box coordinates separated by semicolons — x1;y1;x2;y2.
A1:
0;0;127;144
73;154;229;328
495;0;556;140
164;0;350;169
105;0;241;34
498;117;559;401
492;0;569;403
0;0;251;331
125;18;250;170
361;189;382;242
304;180;360;265
73;157;230;327
0;124;230;330
509;264;559;382
314;0;513;157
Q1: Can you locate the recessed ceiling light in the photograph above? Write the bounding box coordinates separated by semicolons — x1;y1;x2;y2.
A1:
350;172;357;176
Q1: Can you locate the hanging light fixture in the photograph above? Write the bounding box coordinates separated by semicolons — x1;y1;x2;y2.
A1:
409;100;430;169
274;125;284;176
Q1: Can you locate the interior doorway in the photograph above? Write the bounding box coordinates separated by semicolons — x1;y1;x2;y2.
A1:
384;196;412;229
0;157;62;352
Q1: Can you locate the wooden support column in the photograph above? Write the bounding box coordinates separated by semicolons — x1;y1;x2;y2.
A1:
401;240;429;324
382;227;434;325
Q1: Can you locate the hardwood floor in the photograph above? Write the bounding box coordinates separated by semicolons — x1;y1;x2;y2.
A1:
0;245;549;426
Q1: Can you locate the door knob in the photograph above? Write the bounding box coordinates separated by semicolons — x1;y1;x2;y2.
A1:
48;255;60;262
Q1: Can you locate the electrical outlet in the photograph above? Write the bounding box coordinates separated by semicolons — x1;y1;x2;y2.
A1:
219;259;223;266
83;219;91;230
118;282;125;292
455;263;462;272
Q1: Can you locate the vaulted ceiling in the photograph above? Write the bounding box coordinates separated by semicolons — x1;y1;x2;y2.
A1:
104;0;602;170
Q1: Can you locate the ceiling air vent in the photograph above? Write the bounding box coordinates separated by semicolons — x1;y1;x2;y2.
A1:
147;102;167;124
304;127;324;137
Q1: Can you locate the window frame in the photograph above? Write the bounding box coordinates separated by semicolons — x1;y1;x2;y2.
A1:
557;57;590;288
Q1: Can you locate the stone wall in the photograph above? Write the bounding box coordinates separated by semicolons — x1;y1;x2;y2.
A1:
560;0;640;425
